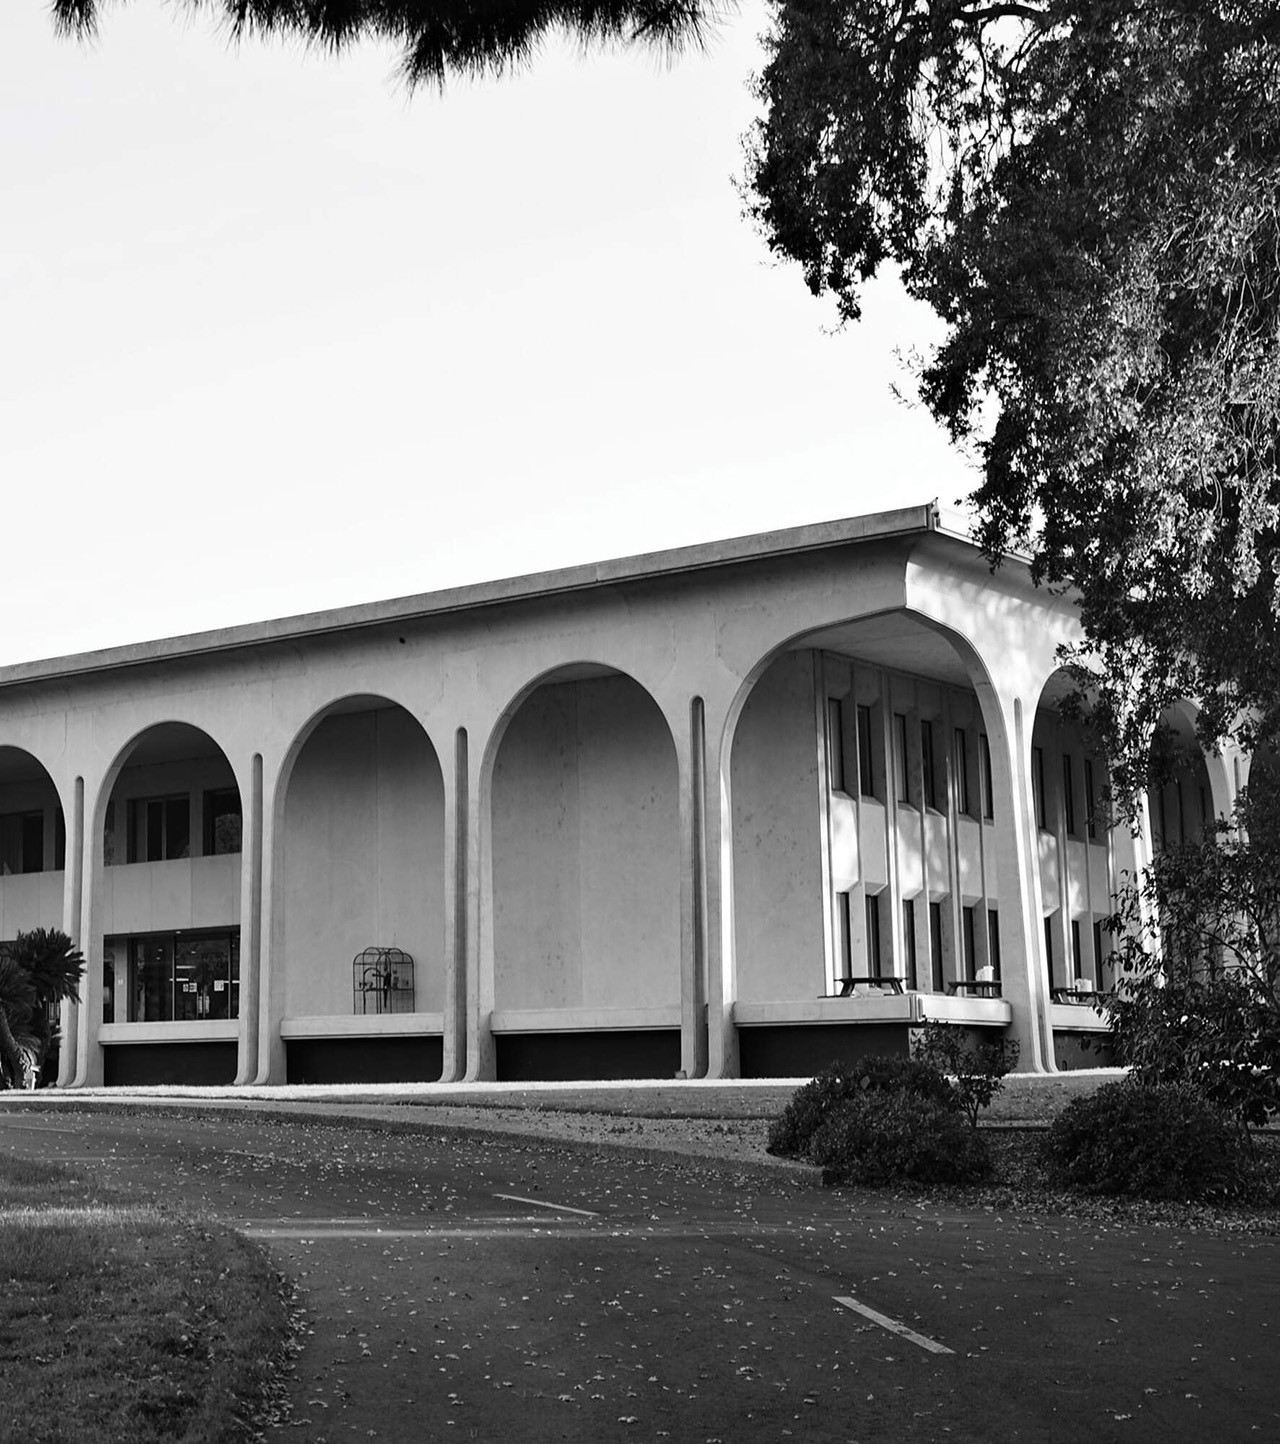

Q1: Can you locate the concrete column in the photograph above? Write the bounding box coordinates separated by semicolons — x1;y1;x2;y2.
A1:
674;698;712;1079
234;755;263;1086
464;722;494;1082
981;690;1054;1073
57;776;84;1089
253;758;285;1084
72;771;106;1088
440;727;471;1082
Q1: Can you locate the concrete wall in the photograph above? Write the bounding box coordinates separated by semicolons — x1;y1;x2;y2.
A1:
491;674;679;1013
731;651;825;1003
281;706;445;1017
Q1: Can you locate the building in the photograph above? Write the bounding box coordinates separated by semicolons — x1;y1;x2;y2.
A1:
0;504;1240;1088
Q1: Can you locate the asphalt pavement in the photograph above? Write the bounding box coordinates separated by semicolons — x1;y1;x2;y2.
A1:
0;1096;1276;1443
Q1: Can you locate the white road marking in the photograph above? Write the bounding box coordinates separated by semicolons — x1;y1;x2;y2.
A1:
493;1193;600;1217
833;1295;955;1355
0;1122;80;1133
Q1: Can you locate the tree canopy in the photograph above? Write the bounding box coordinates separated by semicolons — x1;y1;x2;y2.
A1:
744;0;1280;795
50;0;720;87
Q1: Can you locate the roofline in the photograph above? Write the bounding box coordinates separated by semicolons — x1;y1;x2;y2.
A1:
0;502;948;689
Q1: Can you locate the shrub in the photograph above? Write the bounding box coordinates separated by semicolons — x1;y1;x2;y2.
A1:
766;1055;958;1158
1040;1080;1247;1200
912;1022;1020;1128
807;1090;992;1186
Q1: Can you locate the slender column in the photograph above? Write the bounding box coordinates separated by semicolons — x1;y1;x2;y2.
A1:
463;722;494;1081
253;759;285;1083
234;755;263;1085
57;776;84;1089
982;691;1054;1073
72;771;105;1088
675;699;712;1078
440;727;471;1082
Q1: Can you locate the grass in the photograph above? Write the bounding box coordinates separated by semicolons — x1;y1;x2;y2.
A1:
0;1155;294;1444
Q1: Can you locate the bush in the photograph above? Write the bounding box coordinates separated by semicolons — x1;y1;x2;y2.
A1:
912;1022;1020;1128
807;1091;992;1186
1040;1080;1247;1201
766;1055;958;1158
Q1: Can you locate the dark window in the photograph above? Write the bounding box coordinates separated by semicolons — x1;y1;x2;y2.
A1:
954;728;971;817
987;909;1001;981
54;809;66;870
1093;919;1108;987
866;895;882;974
126;795;191;863
962;905;977;980
202;789;242;856
1032;747;1047;829
929;901;945;991
0;812;45;875
903;899;918;990
121;928;240;1022
893;713;910;803
856;705;875;797
1063;754;1076;835
921;720;938;809
1071;919;1083;983
838;892;853;985
979;733;995;819
1044;915;1056;988
1084;758;1098;840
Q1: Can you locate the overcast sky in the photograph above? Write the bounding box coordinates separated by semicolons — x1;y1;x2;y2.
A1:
1;1;971;667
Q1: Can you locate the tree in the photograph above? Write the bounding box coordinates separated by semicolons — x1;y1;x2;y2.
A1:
0;929;86;1089
1103;768;1280;1131
50;0;719;88
743;0;1280;795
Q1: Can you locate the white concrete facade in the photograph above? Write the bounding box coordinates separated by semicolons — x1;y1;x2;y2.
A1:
0;505;1235;1086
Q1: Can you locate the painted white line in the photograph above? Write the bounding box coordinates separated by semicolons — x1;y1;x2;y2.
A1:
493;1193;600;1217
0;1122;81;1134
833;1296;955;1355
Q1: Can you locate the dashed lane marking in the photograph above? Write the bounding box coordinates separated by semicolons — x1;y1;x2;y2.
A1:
834;1295;955;1355
493;1193;600;1217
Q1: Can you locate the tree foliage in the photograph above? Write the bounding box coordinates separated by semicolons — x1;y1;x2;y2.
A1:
0;929;85;1089
50;0;720;88
745;0;1280;793
1104;769;1280;1128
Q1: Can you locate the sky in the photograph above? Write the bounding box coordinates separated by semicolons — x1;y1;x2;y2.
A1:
1;1;971;667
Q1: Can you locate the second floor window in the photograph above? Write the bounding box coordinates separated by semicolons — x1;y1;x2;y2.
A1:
127;795;190;863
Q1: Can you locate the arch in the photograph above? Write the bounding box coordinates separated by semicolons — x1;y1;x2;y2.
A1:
76;721;247;1088
273;693;447;1084
721;606;1047;1077
482;661;681;1080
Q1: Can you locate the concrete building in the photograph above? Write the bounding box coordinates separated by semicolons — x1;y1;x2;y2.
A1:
0;504;1237;1087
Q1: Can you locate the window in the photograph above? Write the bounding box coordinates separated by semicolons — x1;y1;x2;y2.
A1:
1044;915;1056;988
838;892;853;985
0;812;44;875
203;789;242;856
921;720;938;809
929;901;945;991
1071;919;1083;984
126;795;190;863
1093;918;1109;988
962;905;977;980
866;894;882;975
1032;746;1047;829
979;733;995;820
987;909;1002;981
953;728;971;817
903;899;918;990
856;705;875;797
1063;754;1076;835
1084;758;1098;840
893;713;910;803
117;928;240;1022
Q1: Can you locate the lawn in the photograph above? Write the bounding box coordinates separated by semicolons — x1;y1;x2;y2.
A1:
0;1155;294;1444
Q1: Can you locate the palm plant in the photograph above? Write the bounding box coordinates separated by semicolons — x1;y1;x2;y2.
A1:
0;930;85;1089
50;1;720;88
